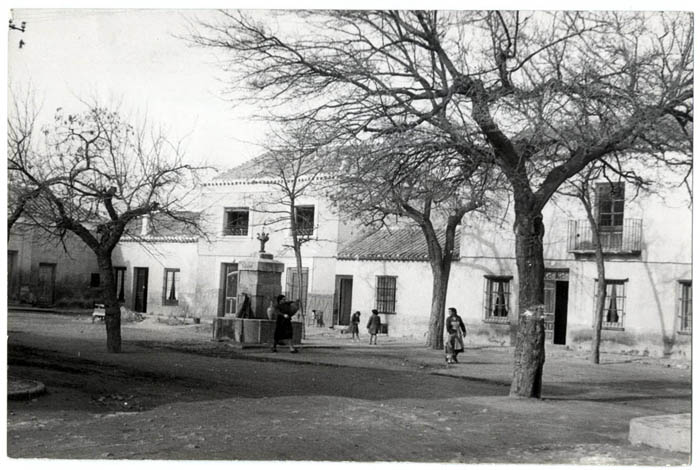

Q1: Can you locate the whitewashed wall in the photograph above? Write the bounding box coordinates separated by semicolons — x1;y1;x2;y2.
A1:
113;242;199;317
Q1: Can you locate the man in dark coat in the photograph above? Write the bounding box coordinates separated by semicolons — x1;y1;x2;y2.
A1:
272;294;298;353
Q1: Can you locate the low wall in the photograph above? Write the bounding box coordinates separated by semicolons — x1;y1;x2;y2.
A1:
212;317;302;345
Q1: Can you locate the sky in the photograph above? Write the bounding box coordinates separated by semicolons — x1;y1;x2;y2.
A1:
7;4;696;174
8;8;268;172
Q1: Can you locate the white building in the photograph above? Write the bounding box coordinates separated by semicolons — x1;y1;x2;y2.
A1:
106;158;691;356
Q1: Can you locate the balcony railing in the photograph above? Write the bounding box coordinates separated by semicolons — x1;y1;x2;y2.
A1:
568;218;642;254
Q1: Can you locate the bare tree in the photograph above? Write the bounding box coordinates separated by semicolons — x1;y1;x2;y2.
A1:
8;102;203;353
192;10;693;397
249;123;337;335
331;130;502;349
7;89;47;237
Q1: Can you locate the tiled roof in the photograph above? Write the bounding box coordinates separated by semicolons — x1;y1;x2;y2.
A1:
207;152;341;186
121;211;200;243
338;227;461;262
212;154;275;182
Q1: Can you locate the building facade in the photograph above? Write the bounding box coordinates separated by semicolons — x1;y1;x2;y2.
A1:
16;156;688;357
8;224;101;307
336;178;691;356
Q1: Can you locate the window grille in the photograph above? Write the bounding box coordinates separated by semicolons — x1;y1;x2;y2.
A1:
294;206;315;237
483;276;511;323
163;268;180;306
376;276;397;314
594;279;626;329
224;209;249;236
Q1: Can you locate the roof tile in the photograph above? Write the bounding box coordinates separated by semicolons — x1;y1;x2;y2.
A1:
338;227;461;262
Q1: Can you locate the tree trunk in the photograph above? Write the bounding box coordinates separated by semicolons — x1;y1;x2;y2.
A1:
509;206;546;398
97;253;122;353
289;201;306;340
294;247;305;340
426;261;450;349
583;198;606;364
420;215;461;350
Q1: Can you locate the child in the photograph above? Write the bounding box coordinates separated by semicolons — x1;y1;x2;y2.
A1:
367;309;381;345
350;311;361;341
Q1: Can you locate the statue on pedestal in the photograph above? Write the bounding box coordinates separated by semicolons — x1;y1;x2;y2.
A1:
257;230;270;253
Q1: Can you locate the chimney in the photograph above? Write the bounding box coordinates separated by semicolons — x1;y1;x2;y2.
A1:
140;215;151;236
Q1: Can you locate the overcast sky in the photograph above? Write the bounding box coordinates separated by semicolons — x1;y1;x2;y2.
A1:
6;4;695;174
8;8;268;172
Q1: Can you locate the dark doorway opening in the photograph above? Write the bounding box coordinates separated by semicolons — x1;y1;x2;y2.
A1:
133;267;149;313
544;269;569;345
554;281;569;345
333;275;353;326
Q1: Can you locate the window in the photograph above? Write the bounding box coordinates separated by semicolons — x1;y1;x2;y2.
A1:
679;280;692;334
376;276;397;314
596;182;625;228
90;273;101;288
224;209;249;236
162;268;180;306
483;276;511;323
294;205;315;237
114;267;126;302
596;183;625;251
595;279;627;330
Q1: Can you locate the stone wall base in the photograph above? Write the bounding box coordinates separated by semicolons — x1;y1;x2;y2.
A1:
212;317;302;345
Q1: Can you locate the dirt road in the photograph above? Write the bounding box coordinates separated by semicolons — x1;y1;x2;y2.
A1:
7;311;691;464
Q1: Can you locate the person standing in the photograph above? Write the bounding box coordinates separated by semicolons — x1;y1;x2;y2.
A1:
445;307;466;364
272;294;298;353
350;311;361;341
367;309;381;345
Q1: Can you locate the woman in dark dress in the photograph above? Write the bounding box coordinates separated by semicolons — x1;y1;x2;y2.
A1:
367;309;381;345
272;294;298;353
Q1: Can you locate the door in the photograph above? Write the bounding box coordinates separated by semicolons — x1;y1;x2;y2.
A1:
334;276;353;326
133;267;149;313
544;269;569;345
554;282;569;345
285;267;309;307
220;263;238;316
37;263;56;306
8;251;18;301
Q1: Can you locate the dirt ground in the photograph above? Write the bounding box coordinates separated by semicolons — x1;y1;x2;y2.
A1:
6;311;692;464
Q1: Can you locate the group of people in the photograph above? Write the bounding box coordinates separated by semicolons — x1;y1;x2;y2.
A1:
272;294;468;363
349;309;382;344
350;306;467;363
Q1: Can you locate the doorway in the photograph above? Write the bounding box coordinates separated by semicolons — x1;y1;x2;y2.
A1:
544;269;569;345
220;263;238;316
37;263;56;306
133;267;149;313
8;250;18;301
334;275;353;326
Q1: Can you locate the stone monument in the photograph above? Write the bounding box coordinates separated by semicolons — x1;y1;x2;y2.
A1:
212;230;302;345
